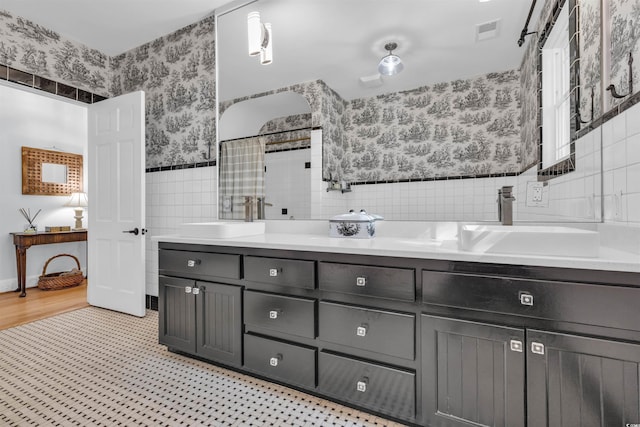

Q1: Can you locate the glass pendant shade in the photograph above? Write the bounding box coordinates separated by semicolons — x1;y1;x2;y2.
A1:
378;42;404;76
378;53;404;76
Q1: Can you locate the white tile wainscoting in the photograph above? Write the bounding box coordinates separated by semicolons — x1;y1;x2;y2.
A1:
601;103;640;224
145;166;218;296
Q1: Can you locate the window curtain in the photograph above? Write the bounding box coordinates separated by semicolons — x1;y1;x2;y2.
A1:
219;137;265;220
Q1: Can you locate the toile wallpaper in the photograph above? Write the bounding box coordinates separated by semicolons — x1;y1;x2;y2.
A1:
580;0;602;120
110;16;216;168
4;3;640;174
340;70;521;182
608;0;640;108
0;9;109;96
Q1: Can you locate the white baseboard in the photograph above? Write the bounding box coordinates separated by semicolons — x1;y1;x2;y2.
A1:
0;275;38;294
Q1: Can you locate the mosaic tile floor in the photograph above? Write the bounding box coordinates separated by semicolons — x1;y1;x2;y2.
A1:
0;307;407;426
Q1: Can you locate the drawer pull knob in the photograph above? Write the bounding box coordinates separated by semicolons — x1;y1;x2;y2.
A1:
269;354;283;367
269;268;279;277
192;288;200;295
269;310;281;319
356;276;367;287
519;293;534;306
356;377;369;393
187;259;201;268
531;342;545;355
185;286;192;294
510;339;523;352
356;324;368;337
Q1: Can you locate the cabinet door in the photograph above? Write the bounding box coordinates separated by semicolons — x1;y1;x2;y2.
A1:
527;329;640;427
196;282;243;367
421;315;525;427
158;276;196;353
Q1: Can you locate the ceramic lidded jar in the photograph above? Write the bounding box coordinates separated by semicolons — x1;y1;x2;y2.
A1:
329;210;376;238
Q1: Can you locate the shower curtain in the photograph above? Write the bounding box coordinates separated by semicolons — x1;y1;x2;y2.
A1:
219;137;265;220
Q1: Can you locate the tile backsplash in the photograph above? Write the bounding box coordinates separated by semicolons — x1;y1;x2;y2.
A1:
602;102;640;223
145;166;217;295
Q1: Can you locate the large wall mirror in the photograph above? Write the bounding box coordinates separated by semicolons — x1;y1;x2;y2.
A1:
216;0;603;222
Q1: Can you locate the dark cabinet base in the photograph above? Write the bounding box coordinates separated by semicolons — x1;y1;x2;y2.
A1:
159;242;640;427
527;329;640;427
421;315;525;427
158;276;242;367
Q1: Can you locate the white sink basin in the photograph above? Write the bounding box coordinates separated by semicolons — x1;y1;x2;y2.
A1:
179;221;265;239
459;224;599;258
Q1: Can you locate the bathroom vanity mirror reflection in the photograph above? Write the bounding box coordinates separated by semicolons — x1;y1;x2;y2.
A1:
216;0;602;222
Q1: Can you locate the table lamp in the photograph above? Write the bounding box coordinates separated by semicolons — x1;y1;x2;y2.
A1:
65;192;88;230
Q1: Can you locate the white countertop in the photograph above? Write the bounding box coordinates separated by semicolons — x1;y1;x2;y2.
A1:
153;221;640;273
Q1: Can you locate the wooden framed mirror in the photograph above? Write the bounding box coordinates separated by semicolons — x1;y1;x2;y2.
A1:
21;146;83;195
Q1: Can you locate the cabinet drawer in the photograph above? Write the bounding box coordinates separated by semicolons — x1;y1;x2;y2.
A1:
244;291;316;338
319;302;415;360
318;262;415;301
318;351;415;421
244;334;316;389
159;250;240;280
244;256;315;289
422;270;640;331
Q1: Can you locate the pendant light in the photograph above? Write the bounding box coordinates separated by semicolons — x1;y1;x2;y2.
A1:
378;42;404;76
247;12;273;65
247;12;263;56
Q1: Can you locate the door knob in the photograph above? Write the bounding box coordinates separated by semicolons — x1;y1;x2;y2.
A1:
123;228;139;235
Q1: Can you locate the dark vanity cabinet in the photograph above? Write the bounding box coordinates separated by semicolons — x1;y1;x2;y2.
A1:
421;269;640;427
158;242;640;427
159;249;243;367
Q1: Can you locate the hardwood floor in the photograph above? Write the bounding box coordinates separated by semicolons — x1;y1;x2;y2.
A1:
0;280;89;330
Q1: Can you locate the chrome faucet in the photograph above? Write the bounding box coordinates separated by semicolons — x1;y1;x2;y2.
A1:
244;196;254;222
256;197;273;220
498;186;515;226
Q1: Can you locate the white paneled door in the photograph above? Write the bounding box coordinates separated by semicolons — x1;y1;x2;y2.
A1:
87;91;146;317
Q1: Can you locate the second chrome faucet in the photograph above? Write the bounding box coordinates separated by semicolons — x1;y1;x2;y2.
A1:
498;186;515;225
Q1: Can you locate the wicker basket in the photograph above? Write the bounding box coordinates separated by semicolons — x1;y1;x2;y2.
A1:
38;254;84;290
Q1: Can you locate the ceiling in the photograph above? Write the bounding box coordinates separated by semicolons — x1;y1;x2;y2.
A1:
1;0;541;101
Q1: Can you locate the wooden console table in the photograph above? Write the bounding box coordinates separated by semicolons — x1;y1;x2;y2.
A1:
10;230;87;297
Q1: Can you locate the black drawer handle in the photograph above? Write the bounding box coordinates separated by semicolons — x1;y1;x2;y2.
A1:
269;354;283;367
